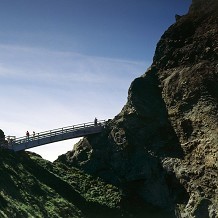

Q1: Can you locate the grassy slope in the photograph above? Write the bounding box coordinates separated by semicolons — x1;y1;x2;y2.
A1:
0;149;121;218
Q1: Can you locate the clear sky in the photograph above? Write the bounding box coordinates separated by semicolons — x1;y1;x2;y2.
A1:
0;0;191;161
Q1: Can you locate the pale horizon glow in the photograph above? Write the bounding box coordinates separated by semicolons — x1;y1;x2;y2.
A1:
1;44;148;161
0;0;191;161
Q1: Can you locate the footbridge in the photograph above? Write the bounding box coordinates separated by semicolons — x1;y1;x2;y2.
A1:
5;120;106;152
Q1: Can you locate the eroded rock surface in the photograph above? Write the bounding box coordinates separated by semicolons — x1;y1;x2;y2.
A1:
58;0;218;217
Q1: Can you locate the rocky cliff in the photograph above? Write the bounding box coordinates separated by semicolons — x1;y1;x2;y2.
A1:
58;0;218;217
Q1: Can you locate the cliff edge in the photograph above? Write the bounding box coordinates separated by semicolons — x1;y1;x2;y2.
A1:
58;0;218;217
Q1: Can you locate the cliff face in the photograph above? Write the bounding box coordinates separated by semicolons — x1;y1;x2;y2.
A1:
58;0;218;217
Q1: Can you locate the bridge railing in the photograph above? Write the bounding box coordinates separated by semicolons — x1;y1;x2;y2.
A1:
9;120;106;145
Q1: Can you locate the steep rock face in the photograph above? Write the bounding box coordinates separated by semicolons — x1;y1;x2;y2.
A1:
153;0;218;216
58;0;218;217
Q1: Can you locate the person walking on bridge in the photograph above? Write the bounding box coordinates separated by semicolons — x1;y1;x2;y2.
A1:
26;131;29;140
94;117;98;126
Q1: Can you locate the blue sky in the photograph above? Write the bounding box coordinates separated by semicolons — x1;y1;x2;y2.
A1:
0;0;191;161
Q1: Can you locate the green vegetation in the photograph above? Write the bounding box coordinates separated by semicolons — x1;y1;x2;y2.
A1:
30;153;121;209
0;149;122;217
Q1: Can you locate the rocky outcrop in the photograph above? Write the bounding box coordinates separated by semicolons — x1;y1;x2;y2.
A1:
153;0;218;216
0;129;7;147
58;0;218;217
0;129;5;141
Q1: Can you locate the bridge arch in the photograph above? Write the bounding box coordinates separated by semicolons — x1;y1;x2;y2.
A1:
4;120;106;152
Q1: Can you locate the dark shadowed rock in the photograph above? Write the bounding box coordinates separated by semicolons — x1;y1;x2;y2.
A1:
58;0;218;217
0;129;5;140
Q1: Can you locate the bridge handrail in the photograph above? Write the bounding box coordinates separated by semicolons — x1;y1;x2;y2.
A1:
10;120;106;145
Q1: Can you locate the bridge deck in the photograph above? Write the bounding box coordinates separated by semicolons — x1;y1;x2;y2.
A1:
5;120;105;152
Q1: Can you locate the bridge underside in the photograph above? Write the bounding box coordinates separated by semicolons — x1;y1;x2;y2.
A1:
9;126;103;152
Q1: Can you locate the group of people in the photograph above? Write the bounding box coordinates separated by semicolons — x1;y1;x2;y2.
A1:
26;131;36;140
25;118;99;140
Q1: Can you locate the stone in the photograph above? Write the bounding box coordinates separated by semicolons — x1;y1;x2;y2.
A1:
57;0;218;216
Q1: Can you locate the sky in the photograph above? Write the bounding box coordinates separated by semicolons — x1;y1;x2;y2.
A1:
0;0;191;161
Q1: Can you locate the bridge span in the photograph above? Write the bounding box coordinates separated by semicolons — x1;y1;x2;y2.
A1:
5;120;106;152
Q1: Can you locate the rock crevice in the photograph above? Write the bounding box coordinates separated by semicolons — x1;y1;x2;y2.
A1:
58;0;218;217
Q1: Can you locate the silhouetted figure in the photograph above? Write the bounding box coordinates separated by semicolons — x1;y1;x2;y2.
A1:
94;117;98;126
33;131;35;138
26;131;30;140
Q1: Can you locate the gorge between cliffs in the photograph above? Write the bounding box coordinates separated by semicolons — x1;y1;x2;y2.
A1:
0;0;217;217
58;0;218;217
